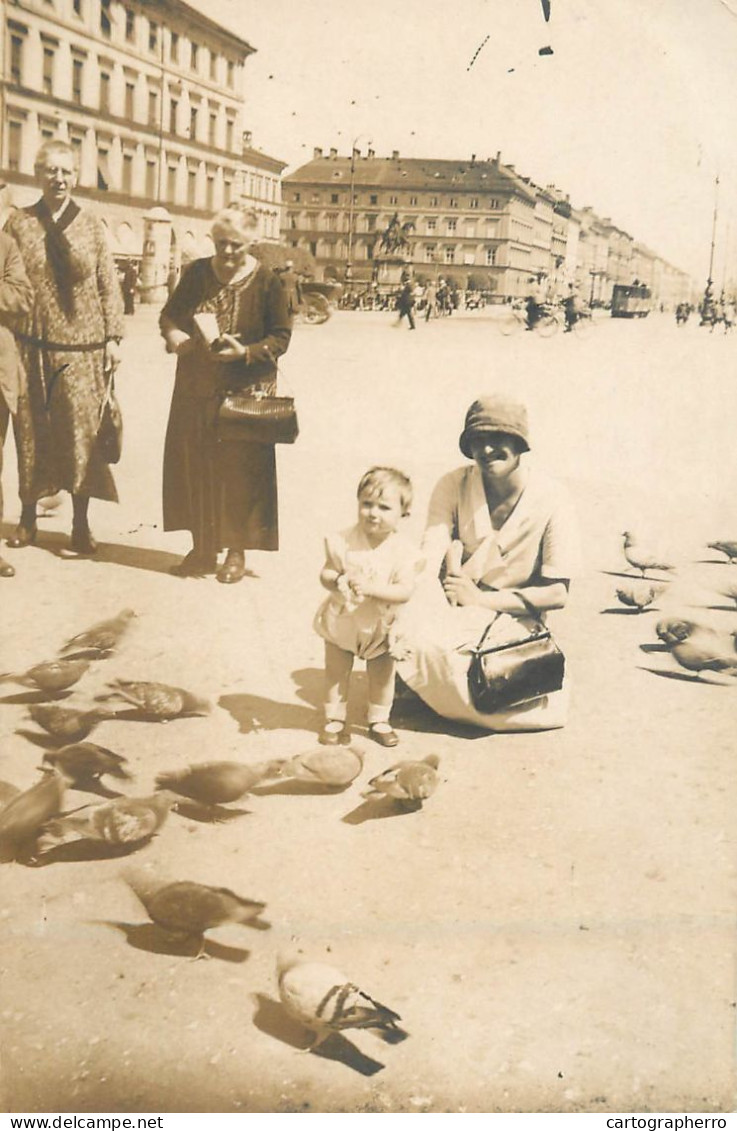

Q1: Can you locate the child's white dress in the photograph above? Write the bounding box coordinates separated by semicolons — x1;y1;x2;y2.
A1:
313;524;423;661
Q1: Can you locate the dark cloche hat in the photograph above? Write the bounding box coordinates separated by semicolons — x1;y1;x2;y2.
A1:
459;394;531;458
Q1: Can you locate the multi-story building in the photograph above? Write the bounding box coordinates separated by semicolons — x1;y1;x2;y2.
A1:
0;0;285;273
284;148;553;299
285;147;694;307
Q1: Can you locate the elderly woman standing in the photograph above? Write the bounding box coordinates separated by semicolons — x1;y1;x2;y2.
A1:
4;140;124;555
160;205;292;583
397;394;580;731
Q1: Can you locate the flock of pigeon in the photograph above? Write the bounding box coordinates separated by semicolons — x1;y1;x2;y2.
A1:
613;532;737;678
0;608;440;1054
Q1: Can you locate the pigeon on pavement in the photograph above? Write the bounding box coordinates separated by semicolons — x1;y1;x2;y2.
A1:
60;609;137;658
277;746;364;789
277;950;408;1051
39;791;179;851
615;582;665;611
96;680;211;720
622;532;675;579
362;754;440;809
27;704;114;743
1;657;91;694
42;743;132;786
125;872;268;959
670;627;737;678
655;617;699;647
155;760;284;806
0;770;67;861
707;541;737;564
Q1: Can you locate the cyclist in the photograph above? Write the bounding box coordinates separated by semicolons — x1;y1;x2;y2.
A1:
563;285;581;333
524;276;545;330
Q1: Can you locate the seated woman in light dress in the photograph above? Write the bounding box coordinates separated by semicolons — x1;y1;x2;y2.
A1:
397;394;581;732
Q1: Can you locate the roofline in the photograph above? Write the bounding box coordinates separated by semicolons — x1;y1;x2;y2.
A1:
146;0;257;55
243;147;288;173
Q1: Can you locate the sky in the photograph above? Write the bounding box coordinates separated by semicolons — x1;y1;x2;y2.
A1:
192;0;737;282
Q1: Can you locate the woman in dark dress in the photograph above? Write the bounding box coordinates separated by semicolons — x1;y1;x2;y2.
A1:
159;205;292;583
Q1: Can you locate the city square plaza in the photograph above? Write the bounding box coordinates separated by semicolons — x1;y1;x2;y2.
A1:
0;305;735;1113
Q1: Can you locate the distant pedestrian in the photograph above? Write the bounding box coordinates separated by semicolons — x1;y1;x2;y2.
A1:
121;260;137;316
396;281;416;330
313;466;422;748
423;280;437;321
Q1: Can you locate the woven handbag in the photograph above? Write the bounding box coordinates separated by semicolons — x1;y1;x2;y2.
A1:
217;388;299;445
96;369;123;464
468;593;565;713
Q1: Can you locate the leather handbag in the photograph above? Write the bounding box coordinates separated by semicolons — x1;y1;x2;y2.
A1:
468;594;565;713
96;369;123;464
217;388;299;445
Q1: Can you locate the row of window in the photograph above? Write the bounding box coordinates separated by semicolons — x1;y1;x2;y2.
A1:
5;113;233;202
291;190;502;210
9;34;241;152
288;239;498;267
57;1;238;86
288;214;498;236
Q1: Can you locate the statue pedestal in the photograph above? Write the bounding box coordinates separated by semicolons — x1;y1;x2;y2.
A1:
374;258;410;286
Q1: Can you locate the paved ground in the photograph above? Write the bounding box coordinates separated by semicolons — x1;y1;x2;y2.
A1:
1;306;736;1113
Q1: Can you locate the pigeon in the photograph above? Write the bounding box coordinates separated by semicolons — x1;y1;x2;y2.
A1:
655;617;699;647
155;759;284;806
277;746;364;789
670;627;737;678
707;541;737;564
362;754;440;809
41;743;132;786
38;791;179;851
0;770;67;861
0;657;90;694
622;532;676;579
277;951;408;1051
96;680;211;720
125;872;269;959
27;704;114;743
615;582;666;612
60;609;137;658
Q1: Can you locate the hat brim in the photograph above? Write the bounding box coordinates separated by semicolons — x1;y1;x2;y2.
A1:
459;426;530;459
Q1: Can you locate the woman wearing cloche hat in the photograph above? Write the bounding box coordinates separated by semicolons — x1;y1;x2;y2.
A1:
396;393;581;731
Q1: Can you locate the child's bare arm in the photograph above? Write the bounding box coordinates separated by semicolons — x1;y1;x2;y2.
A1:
351;578;415;604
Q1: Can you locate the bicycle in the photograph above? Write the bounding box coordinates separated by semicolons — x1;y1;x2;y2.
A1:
497;303;560;337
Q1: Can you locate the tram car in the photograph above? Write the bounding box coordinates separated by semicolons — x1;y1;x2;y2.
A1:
611;283;652;318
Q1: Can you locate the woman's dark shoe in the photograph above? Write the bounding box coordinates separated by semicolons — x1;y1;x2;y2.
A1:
170;550;217;578
369;723;399;748
0;556;15;577
70;525;98;556
318;721;350;746
216;549;246;585
6;523;37;549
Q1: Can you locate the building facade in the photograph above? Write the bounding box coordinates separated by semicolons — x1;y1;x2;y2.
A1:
1;0;285;276
284;148;693;306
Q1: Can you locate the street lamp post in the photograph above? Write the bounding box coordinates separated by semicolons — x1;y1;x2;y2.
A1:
345;135;371;290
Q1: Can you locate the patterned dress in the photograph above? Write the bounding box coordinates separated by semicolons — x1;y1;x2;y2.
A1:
5;202;124;503
159;258;292;556
313;525;424;661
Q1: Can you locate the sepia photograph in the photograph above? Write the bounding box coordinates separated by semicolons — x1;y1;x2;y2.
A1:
1;0;736;1117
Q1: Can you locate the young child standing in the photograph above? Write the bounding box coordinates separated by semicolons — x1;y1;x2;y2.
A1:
314;467;422;747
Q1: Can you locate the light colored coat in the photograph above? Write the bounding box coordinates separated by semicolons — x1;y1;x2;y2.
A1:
0;229;33;414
